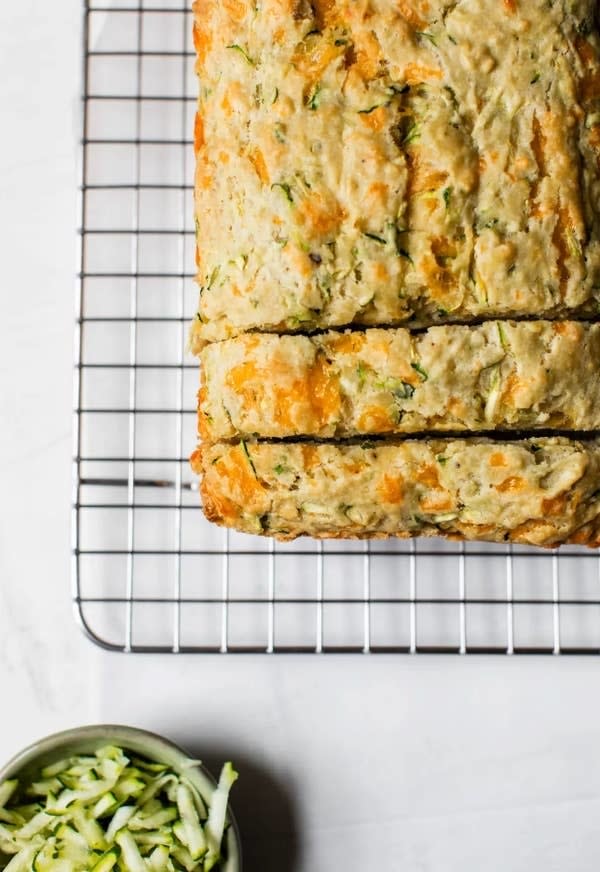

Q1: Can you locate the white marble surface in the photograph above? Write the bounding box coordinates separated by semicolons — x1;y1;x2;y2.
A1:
2;3;600;870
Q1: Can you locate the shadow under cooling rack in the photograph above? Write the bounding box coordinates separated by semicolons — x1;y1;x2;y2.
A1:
73;2;600;655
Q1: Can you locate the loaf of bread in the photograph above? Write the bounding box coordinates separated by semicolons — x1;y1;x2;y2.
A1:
191;0;600;547
191;0;600;348
199;321;600;440
194;438;600;546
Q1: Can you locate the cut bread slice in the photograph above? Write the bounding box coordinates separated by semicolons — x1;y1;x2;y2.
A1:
198;321;600;441
194;437;600;546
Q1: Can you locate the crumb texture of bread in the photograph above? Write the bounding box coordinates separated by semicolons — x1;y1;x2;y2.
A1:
199;321;600;440
193;438;600;546
191;0;600;348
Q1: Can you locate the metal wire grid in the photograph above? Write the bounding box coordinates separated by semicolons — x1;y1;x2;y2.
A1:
73;0;600;655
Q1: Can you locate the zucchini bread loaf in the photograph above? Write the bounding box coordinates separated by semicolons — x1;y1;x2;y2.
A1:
191;0;600;347
199;321;600;440
191;0;600;546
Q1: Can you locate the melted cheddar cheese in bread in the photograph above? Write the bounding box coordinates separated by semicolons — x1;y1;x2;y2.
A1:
199;321;600;440
191;0;600;347
196;438;600;546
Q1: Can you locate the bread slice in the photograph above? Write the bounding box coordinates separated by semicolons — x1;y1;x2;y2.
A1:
193;437;600;546
199;321;600;440
191;0;600;348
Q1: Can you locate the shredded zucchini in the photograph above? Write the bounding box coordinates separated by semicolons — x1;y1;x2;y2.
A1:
0;747;237;872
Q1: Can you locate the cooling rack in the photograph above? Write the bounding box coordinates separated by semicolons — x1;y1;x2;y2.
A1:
73;0;600;655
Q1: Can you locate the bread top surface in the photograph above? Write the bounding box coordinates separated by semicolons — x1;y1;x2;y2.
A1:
191;0;600;346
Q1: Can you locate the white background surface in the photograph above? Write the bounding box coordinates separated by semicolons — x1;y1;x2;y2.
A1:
2;3;600;870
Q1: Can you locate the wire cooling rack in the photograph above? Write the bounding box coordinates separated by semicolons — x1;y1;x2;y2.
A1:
73;0;600;655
